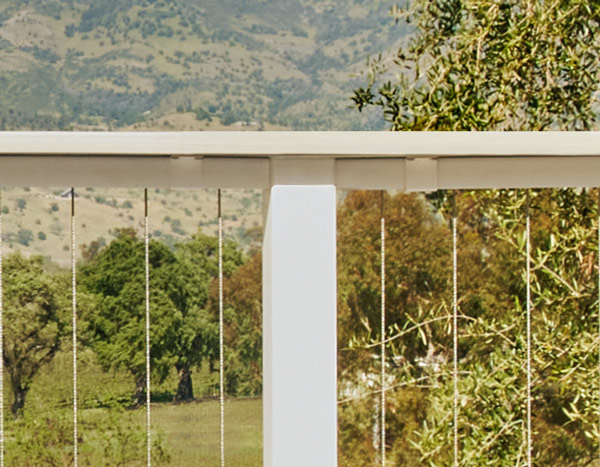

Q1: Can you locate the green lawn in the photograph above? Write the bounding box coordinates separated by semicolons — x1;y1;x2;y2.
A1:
4;398;262;466
3;351;262;466
151;398;262;466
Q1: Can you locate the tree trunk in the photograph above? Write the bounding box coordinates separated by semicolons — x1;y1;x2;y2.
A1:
132;374;146;407
11;385;29;418
175;365;194;402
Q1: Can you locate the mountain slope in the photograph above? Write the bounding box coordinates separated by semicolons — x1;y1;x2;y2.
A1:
0;0;406;130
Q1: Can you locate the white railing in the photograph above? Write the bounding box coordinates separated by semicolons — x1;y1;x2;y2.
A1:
0;131;599;466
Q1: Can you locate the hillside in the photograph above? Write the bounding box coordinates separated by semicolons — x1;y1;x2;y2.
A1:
2;186;262;265
0;0;406;260
0;0;406;131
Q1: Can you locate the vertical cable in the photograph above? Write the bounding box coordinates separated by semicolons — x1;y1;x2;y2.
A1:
218;189;225;467
597;189;600;467
71;188;78;467
525;191;532;467
0;190;4;467
380;191;386;467
452;192;459;467
145;188;151;467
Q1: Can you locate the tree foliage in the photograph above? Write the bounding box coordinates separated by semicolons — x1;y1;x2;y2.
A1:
353;0;600;130
79;229;245;404
172;232;244;400
79;229;183;405
209;252;262;396
3;253;69;417
338;189;600;465
346;2;600;464
337;192;454;465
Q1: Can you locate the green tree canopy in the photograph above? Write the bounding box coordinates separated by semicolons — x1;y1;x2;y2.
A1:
337;189;600;465
171;232;244;400
79;229;244;404
3;253;69;417
353;0;600;130
79;229;184;405
208;251;262;397
346;3;600;464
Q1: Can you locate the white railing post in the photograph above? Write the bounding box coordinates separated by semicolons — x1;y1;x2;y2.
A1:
263;184;337;467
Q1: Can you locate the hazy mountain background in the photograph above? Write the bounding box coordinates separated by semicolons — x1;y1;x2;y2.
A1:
1;186;262;265
0;0;406;258
0;0;406;131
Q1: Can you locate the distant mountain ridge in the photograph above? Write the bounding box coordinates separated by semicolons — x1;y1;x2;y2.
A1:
0;0;406;131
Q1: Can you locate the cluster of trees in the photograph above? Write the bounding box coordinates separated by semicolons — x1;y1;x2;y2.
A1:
7;190;598;465
337;189;599;465
4;228;262;418
345;0;600;464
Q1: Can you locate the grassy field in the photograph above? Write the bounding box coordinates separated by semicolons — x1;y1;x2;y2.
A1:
3;399;262;466
151;398;262;467
3;350;262;466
